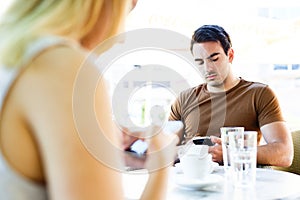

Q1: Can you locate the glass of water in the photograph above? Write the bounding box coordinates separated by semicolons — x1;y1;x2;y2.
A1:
229;131;257;187
220;127;244;173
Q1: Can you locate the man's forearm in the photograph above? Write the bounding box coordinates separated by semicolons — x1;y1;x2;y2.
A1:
257;143;293;167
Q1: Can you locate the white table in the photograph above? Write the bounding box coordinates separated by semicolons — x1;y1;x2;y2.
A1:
122;166;300;200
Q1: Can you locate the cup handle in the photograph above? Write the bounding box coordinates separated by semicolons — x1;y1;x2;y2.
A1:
207;154;214;173
208;162;213;173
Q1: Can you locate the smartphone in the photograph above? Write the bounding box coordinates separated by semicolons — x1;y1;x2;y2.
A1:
192;136;214;146
127;121;183;156
128;139;148;156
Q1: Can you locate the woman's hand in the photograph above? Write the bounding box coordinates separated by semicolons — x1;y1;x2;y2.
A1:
144;126;179;172
120;127;140;150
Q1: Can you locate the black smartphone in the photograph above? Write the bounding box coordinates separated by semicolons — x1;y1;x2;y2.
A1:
192;136;214;146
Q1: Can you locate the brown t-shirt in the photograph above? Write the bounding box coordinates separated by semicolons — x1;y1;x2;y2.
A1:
169;78;284;144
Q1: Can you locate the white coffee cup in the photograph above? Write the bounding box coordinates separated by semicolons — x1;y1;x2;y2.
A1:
180;145;214;179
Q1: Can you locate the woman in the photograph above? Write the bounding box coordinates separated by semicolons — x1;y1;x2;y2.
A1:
0;0;178;199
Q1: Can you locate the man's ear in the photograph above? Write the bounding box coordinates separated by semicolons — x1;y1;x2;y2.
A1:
228;48;234;63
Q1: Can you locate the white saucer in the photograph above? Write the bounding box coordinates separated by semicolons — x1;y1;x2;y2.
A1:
173;162;219;174
173;173;223;190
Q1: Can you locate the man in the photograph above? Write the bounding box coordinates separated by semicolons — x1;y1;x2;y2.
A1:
169;25;293;167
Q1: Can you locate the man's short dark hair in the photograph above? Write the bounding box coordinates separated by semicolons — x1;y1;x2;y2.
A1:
190;25;232;55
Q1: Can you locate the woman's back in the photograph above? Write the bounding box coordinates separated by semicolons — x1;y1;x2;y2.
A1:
0;35;127;199
0;37;75;200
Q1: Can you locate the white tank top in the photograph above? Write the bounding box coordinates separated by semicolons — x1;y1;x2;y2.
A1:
0;36;79;200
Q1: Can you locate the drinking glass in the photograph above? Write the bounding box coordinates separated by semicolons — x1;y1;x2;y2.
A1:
220;127;244;173
229;131;257;187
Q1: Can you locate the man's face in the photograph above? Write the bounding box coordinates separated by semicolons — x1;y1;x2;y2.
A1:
192;41;233;88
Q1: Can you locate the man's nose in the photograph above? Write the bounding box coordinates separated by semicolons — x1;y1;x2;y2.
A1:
204;62;214;72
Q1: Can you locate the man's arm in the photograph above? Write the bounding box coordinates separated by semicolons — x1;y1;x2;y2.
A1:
209;121;294;167
258;121;293;167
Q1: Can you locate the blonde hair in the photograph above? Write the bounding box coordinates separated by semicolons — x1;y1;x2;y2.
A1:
0;0;130;67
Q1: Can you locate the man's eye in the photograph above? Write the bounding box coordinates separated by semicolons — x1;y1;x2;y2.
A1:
210;57;219;62
196;60;204;65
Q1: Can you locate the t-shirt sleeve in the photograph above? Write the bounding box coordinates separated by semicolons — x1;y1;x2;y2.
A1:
256;85;285;127
168;96;182;121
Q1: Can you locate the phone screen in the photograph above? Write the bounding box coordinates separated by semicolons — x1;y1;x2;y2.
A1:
129;139;148;155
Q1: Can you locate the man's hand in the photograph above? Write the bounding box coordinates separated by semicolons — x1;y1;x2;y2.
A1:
208;136;223;164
